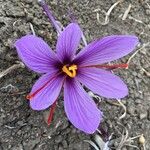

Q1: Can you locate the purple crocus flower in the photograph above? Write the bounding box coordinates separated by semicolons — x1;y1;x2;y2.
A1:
15;23;138;133
14;0;138;134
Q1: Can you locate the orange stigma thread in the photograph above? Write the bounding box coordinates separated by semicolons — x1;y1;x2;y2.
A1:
62;65;77;78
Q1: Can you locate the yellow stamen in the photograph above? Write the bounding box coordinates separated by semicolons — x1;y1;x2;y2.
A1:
62;65;77;78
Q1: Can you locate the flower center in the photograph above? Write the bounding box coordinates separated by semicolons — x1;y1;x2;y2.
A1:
62;64;77;78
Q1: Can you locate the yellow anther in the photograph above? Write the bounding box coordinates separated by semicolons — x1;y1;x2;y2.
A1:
62;65;77;78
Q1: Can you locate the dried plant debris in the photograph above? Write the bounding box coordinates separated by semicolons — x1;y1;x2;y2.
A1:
122;4;132;20
88;91;102;102
96;0;123;25
94;134;106;150
0;84;19;93
84;134;111;150
0;62;25;79
84;140;100;150
126;42;149;68
128;16;144;24
109;123;144;150
29;22;36;35
141;67;150;77
117;99;127;120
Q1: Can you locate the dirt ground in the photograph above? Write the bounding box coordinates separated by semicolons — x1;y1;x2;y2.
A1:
0;0;150;150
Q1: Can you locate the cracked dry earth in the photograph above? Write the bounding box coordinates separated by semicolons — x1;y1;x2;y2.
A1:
0;0;150;150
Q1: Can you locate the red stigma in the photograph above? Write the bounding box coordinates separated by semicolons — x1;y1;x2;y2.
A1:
26;94;32;100
81;63;128;69
95;63;128;69
26;74;59;100
47;101;57;125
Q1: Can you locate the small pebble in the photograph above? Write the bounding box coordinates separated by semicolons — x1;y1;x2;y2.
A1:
55;135;63;143
62;140;68;149
139;134;145;144
122;147;127;150
139;112;147;120
58;146;64;150
25;0;33;4
146;10;150;15
127;106;135;115
135;99;142;104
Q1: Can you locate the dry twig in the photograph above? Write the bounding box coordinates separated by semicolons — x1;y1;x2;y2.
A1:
128;16;144;24
126;43;149;67
101;0;123;25
122;4;132;20
117;99;127;120
29;23;36;35
146;2;150;9
0;62;25;79
141;67;150;77
88;91;102;102
94;134;106;150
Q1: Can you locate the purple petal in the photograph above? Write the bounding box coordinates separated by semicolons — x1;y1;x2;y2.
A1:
30;72;64;110
74;35;139;66
15;35;60;73
64;78;102;134
77;68;128;99
56;23;82;63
